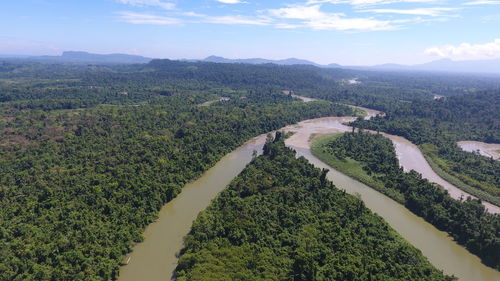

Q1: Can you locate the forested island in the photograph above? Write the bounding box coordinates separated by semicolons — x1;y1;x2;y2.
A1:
175;137;455;281
0;59;499;280
312;132;500;270
349;92;499;206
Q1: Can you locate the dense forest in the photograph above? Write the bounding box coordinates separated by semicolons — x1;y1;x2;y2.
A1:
1;59;499;279
0;68;355;279
312;132;500;270
3;59;500;110
350;92;500;206
175;137;455;281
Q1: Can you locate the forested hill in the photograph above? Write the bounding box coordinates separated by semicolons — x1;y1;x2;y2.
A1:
146;59;500;102
175;137;454;281
145;59;348;92
3;59;500;111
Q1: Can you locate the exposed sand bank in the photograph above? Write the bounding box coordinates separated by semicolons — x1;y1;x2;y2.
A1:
458;141;500;160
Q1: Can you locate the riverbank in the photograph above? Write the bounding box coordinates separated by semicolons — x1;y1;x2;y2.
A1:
278;111;499;213
311;134;405;203
285;138;500;281
118;134;268;281
310;132;500;271
421;145;500;207
118;104;499;281
289;95;497;212
174;141;455;281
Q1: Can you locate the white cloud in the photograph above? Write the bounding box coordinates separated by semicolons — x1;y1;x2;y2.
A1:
307;0;438;6
182;12;205;17
425;39;500;60
463;0;500;5
115;0;175;10
206;15;270;25
114;0;452;31
274;23;301;29
269;5;325;20
213;0;246;3
117;11;181;25
182;11;270;25
362;7;457;16
310;16;395;30
269;4;396;31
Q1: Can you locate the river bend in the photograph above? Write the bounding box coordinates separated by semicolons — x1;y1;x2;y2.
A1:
118;106;499;281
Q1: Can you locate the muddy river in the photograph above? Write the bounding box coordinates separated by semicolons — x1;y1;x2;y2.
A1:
118;107;499;281
458;141;500;160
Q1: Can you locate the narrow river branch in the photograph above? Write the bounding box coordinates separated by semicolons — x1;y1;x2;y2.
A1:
118;104;499;281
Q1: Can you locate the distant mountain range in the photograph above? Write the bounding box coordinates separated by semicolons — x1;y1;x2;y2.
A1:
58;51;153;64
1;51;153;64
195;56;500;74
200;55;325;66
1;51;499;74
173;55;500;74
352;58;500;74
184;55;343;68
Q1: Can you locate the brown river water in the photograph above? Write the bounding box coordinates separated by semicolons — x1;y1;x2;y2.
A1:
281;109;499;214
457;141;500;160
118;106;499;281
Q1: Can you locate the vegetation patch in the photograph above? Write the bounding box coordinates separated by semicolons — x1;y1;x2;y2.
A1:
421;144;500;206
350;92;500;206
0;90;353;280
312;132;500;271
176;137;454;281
311;134;405;203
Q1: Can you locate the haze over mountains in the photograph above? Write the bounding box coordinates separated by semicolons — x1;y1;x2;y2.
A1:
200;55;343;68
3;51;153;64
2;51;500;74
359;59;500;74
199;56;500;74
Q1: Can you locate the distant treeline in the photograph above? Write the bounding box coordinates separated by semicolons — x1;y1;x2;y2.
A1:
3;59;500;111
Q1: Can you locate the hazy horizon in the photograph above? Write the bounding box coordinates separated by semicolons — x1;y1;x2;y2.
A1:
1;3;500;280
1;0;500;65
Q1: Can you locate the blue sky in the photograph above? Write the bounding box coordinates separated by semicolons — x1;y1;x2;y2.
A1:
1;0;500;65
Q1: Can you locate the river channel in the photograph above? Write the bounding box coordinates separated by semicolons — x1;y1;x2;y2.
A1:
118;108;499;281
457;141;500;160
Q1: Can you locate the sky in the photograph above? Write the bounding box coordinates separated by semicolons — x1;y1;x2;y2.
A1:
1;0;500;65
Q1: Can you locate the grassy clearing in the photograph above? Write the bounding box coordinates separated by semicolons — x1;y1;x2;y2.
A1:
311;134;405;204
351;107;367;118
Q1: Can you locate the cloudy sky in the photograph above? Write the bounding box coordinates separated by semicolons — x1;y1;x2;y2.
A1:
1;0;500;65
